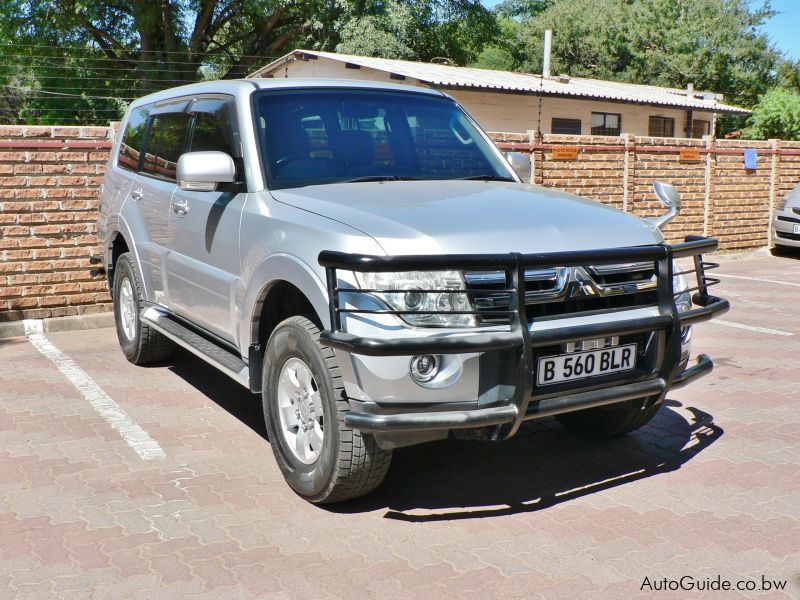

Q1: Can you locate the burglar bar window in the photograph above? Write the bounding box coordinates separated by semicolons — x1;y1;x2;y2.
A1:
649;116;675;137
551;118;582;135
591;112;622;136
692;119;710;138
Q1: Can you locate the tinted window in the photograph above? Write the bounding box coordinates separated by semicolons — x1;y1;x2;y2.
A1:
551;118;581;135
117;106;149;171
254;89;511;190
188;97;239;157
142;113;192;181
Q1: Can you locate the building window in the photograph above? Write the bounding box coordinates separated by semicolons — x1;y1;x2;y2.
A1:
551;118;582;135
591;112;622;136
649;116;675;137
692;119;710;138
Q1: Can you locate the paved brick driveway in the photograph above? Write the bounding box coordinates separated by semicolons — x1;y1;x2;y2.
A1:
1;253;798;599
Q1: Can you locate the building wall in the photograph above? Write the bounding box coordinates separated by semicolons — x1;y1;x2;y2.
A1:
449;90;714;138
267;58;715;137
1;125;797;322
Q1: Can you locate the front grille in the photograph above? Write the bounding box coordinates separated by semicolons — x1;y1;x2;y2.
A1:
776;231;800;241
465;262;658;324
777;215;800;224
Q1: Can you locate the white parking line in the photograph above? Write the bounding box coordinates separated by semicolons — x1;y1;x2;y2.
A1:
23;319;166;460
716;273;800;287
711;319;794;337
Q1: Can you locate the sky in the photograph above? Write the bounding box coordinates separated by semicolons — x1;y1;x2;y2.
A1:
480;0;800;61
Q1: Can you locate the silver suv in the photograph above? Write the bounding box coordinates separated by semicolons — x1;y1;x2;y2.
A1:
98;79;728;503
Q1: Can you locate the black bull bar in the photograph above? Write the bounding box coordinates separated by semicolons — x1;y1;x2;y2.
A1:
318;235;729;439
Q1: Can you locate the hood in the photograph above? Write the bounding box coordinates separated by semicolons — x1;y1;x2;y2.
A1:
271;180;663;256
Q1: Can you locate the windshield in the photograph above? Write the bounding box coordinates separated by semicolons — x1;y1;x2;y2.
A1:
253;88;513;190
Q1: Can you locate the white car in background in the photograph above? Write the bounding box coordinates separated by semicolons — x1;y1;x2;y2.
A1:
773;182;800;251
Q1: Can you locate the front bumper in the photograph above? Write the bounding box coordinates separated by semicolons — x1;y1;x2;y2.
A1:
318;236;728;439
773;210;800;248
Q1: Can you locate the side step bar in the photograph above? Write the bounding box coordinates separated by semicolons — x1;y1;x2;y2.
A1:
140;307;250;389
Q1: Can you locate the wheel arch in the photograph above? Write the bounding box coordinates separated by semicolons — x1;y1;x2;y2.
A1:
103;216;139;297
241;254;331;354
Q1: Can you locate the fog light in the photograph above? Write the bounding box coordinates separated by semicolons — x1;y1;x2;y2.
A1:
410;354;439;383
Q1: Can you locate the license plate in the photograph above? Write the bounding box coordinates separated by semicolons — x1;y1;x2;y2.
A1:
536;344;637;386
793;224;800;235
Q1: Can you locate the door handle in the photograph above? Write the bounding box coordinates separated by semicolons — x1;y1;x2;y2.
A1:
172;199;189;216
131;189;143;202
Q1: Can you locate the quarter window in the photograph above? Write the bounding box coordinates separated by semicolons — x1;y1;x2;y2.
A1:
142;113;192;181
649;116;675;137
551;118;582;135
117;106;149;172
591;112;622;136
188;97;240;158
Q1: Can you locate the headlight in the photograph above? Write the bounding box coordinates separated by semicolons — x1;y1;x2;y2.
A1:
673;266;692;312
776;195;789;212
354;270;476;327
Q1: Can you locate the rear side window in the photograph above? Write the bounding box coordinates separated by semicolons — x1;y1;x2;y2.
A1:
142;113;192;181
188;97;239;158
117;106;149;172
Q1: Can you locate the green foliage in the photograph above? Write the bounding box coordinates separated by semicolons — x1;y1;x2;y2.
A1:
0;0;499;124
504;0;780;112
331;0;498;65
469;46;516;71
0;0;795;131
777;59;800;91
744;88;800;140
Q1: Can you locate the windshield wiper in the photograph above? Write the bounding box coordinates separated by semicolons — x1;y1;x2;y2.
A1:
460;174;516;182
344;175;421;183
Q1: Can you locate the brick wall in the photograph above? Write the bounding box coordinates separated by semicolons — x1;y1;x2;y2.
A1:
491;132;800;249
1;125;799;323
0;126;113;322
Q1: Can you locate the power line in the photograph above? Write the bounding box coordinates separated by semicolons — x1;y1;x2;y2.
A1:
0;62;215;74
0;73;199;84
0;42;280;59
0;53;233;66
0;84;133;101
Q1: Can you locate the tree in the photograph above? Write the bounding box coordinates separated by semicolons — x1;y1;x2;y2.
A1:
499;0;781;129
469;46;516;71
0;0;498;124
331;0;498;65
745;88;800;140
1;0;325;85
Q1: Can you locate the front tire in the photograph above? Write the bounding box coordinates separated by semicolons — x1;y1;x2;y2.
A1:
263;316;392;504
555;396;661;439
112;253;173;365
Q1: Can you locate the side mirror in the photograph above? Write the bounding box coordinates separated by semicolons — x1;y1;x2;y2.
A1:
648;181;682;229
503;151;531;183
177;151;236;192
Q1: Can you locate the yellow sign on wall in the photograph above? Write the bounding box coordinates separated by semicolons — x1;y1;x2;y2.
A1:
679;148;702;162
552;146;579;160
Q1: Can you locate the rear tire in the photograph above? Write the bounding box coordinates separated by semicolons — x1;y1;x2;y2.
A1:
555;397;661;439
112;253;174;365
263;316;392;504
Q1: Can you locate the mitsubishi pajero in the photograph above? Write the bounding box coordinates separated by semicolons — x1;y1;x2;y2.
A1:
99;79;728;503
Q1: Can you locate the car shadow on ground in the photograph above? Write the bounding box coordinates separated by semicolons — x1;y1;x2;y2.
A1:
166;348;723;520
167;348;269;441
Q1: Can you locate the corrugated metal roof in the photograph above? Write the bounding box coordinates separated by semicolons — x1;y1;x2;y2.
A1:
250;49;749;115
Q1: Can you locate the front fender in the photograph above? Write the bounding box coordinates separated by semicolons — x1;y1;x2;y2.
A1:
239;253;330;355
